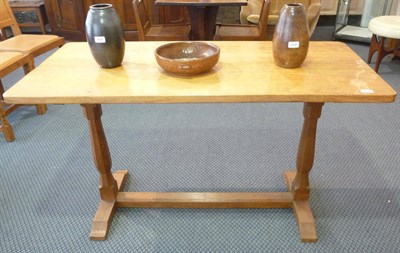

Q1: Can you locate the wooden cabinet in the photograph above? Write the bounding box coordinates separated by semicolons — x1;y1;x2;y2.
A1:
10;0;49;34
44;0;86;41
82;0;139;40
44;0;188;41
159;6;189;24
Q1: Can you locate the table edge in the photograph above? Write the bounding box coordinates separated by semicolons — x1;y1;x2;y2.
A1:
4;94;397;105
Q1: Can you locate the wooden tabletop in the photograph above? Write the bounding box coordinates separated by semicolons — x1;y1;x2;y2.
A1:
4;41;396;104
155;0;247;6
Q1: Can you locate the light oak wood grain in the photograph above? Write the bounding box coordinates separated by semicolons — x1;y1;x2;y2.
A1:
5;41;396;242
4;41;396;105
89;170;128;240
285;170;317;242
116;192;293;208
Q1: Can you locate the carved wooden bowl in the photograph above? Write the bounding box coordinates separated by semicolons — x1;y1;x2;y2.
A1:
155;42;220;75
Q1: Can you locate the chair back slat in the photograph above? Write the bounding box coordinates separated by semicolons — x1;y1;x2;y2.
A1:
132;0;151;41
258;0;271;40
0;0;22;36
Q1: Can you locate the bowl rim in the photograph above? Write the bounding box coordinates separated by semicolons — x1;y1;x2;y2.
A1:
155;41;220;62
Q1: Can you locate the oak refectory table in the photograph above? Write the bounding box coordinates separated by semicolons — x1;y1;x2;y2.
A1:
4;41;396;242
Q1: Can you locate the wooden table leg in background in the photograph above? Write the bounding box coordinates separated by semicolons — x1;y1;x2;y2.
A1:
187;6;219;40
284;102;324;242
82;104;128;240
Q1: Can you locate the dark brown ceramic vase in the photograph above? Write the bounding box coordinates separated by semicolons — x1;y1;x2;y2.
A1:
85;4;125;68
272;3;309;68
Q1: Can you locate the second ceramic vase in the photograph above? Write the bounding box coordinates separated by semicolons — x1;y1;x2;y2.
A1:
85;4;125;68
272;3;309;68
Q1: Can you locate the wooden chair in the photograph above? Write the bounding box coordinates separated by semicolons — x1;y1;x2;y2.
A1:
214;0;271;41
0;51;47;142
239;0;321;39
0;0;64;57
132;0;191;41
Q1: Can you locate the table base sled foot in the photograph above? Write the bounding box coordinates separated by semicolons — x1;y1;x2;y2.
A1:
284;171;318;242
89;170;129;240
90;170;317;242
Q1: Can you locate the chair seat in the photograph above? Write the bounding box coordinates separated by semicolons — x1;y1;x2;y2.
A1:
0;51;46;142
0;34;65;57
145;25;191;41
215;25;260;41
0;51;30;74
247;14;260;24
368;16;400;39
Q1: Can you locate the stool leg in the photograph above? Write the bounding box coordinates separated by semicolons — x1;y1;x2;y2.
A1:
390;39;400;59
375;36;386;72
370;35;396;73
368;34;378;64
375;36;395;73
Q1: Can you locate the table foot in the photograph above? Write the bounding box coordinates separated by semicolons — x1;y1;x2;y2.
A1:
292;200;318;242
284;171;318;242
113;170;129;190
89;200;117;240
90;170;128;240
90;169;317;242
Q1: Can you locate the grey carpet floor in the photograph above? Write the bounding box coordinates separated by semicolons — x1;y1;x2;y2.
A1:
1;29;400;252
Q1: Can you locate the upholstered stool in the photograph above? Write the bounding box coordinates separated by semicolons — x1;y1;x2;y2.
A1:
367;16;400;72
